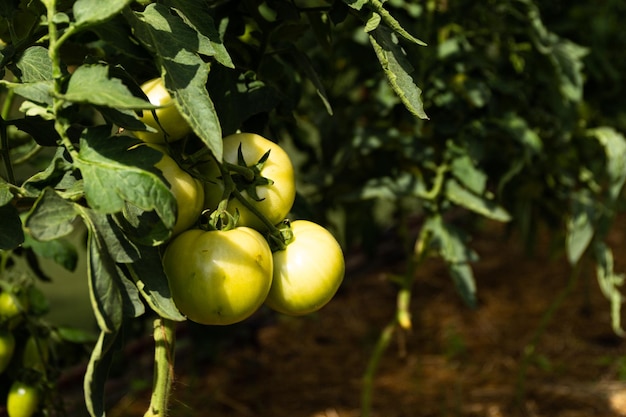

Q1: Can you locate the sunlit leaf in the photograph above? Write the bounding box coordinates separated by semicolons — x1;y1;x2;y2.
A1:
73;0;133;28
446;179;511;222
72;127;176;231
369;25;428;119
63;64;157;110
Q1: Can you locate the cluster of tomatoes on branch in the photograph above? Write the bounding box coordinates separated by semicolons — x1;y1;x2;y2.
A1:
0;287;51;417
133;77;345;326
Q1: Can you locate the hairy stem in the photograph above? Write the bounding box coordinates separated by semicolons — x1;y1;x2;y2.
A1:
144;318;176;417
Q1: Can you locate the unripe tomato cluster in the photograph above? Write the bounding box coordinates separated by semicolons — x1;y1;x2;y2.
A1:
130;79;345;326
0;290;47;417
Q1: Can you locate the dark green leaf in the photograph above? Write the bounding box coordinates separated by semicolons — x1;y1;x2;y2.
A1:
73;0;133;28
0;204;24;250
369;25;428;119
450;154;487;195
22;147;75;195
113;203;171;247
162;0;234;67
73;128;176;231
86;228;123;333
207;66;280;136
86;210;140;264
63;65;158;109
289;47;333;115
24;234;79;272
12;116;60;147
127;246;185;321
95;106;150;131
84;329;121;417
25;188;78;241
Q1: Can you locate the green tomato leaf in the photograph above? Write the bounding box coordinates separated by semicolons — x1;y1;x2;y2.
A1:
0;181;13;206
162;0;234;68
127;4;223;160
446;179;511;222
566;190;595;265
73;0;133;28
11;81;54;105
23;235;79;272
62;64;158;110
450;154;487;195
127;246;185;321
22;147;75;195
207;66;280;136
369;25;428;119
343;0;369;11
447;262;477;308
84;329;121;417
25;188;78;241
15;46;52;82
289;47;333;116
72;127;176;231
588;127;626;201
422;215;478;264
593;241;625;337
86;227;123;333
0;204;24;250
85;209;140;264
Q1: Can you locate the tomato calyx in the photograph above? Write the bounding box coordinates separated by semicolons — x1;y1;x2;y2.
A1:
266;219;294;252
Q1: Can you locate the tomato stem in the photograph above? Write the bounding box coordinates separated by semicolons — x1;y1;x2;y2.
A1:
144;317;176;417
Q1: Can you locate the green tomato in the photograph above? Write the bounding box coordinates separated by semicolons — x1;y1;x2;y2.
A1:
163;227;273;325
265;220;345;316
0;292;26;329
134;77;191;143
0;329;15;374
7;381;39;417
151;146;205;236
203;133;296;231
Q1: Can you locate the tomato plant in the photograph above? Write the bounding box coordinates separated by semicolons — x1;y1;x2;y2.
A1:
162;227;273;326
202;132;296;231
266;220;345;316
132;78;192;144
6;381;39;417
0;0;625;416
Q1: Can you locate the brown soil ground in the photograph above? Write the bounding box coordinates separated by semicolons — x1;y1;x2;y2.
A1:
81;216;626;417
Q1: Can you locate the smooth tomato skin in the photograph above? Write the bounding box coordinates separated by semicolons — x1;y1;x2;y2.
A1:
0;292;26;329
7;381;39;417
152;147;205;236
0;329;15;374
134;78;191;143
203;133;296;231
265;220;345;316
163;227;273;325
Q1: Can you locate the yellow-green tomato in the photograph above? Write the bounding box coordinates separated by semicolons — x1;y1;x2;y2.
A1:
265;220;345;316
0;329;15;374
134;78;191;143
162;227;273;325
151;147;205;236
7;381;39;417
0;292;26;329
203;133;296;231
